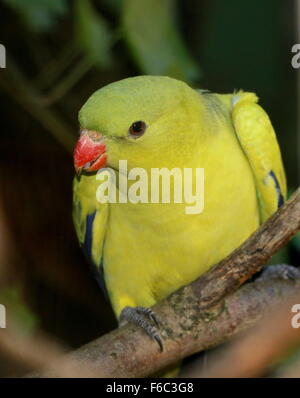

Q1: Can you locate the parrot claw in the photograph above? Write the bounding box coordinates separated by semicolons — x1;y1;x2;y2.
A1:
256;264;300;282
119;306;163;352
136;306;161;326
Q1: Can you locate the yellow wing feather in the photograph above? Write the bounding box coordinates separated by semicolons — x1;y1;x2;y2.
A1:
231;92;287;222
73;175;108;268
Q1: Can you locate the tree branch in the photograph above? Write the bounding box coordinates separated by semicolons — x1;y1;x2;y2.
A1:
187;291;300;377
29;187;300;377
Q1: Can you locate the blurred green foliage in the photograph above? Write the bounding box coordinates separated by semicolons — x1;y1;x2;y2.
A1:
1;0;68;31
0;0;201;82
74;0;113;68
122;0;201;82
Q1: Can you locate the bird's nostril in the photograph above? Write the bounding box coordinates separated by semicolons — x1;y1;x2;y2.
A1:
87;130;102;141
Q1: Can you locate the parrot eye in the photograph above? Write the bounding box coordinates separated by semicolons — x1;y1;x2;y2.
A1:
129;121;147;138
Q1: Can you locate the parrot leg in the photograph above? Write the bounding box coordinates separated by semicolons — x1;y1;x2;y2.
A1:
119;306;163;351
256;264;300;281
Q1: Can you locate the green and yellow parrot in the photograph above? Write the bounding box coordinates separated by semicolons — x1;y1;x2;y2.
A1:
72;75;286;366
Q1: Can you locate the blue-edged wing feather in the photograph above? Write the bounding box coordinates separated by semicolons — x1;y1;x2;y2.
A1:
73;175;109;298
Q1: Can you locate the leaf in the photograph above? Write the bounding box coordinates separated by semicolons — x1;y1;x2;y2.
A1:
122;0;201;83
1;0;68;32
74;0;113;68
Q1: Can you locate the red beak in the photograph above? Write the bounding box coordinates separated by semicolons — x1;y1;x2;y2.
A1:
74;129;107;176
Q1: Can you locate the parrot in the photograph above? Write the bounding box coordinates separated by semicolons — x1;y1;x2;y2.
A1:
72;75;286;374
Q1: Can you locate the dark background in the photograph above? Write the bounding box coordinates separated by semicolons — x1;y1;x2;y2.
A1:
0;0;298;376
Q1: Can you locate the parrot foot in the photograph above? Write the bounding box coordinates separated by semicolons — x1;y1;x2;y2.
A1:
257;264;300;282
119;306;163;352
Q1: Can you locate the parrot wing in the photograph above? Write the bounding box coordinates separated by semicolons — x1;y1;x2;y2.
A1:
73;174;108;294
231;92;287;223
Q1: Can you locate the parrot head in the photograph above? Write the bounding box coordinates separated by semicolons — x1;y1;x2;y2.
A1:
74;75;202;176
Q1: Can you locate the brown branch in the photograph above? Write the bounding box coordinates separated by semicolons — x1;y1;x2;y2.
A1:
29;188;300;377
187;291;300;378
30;278;300;378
